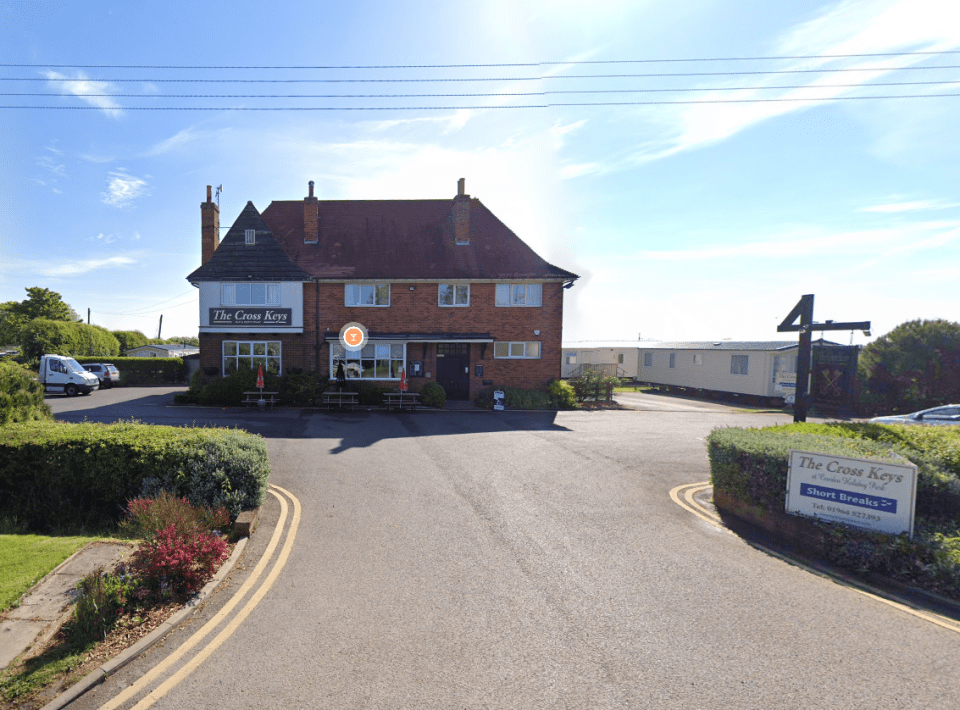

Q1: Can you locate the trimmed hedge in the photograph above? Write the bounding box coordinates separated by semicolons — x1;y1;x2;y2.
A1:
0;360;52;425
706;423;960;599
419;382;446;408
20;318;120;360
0;420;270;532
74;356;188;385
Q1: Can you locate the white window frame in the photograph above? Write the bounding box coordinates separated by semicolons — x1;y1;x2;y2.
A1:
438;283;470;307
644;352;653;367
222;340;282;375
345;283;390;307
244;229;256;245
330;341;406;380
565;352;577;365
221;283;281;306
495;283;542;307
494;341;541;359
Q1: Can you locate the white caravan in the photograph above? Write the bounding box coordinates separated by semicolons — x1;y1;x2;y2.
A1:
38;354;100;396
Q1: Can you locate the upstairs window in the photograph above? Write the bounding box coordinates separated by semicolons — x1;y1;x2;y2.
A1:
439;284;470;307
495;283;542;307
222;283;280;306
345;284;390;307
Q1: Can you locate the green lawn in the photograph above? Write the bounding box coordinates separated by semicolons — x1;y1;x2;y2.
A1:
0;535;102;613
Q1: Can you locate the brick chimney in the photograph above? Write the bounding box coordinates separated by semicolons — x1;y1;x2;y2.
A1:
304;180;319;244
452;177;470;245
201;185;220;265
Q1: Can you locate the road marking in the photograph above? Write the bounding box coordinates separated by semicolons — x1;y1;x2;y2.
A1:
671;481;960;636
98;485;300;710
128;485;301;709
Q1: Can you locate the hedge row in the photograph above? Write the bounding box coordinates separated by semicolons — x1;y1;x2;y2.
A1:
73;356;188;385
0;420;270;532
20;318;120;360
706;423;960;598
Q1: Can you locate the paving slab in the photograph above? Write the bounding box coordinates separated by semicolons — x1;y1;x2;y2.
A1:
0;542;133;670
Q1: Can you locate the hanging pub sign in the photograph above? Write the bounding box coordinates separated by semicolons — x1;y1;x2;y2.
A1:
785;449;917;537
209;308;292;326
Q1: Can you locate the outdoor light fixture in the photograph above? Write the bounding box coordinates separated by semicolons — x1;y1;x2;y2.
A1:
534;330;540;335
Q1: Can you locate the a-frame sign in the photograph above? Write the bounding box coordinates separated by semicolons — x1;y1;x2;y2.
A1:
777;294;870;422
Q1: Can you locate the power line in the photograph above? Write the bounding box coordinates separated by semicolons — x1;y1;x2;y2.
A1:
3;48;959;69
8;64;960;83
4;93;959;110
4;80;958;99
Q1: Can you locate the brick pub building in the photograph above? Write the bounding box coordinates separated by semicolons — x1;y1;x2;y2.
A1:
187;180;579;401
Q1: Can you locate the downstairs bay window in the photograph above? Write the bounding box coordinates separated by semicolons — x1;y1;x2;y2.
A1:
331;342;405;380
223;341;282;375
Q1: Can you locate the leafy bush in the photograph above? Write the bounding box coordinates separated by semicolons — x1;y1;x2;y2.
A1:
569;370;622;402
19;319;120;360
0;359;52;425
548;379;578;409
133;524;227;596
419;382;446;408
280;371;326;406
197;365;281;406
120;491;230;541
66;568;139;643
0;420;270;531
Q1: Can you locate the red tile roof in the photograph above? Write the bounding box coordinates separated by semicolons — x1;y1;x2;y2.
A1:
260;198;578;281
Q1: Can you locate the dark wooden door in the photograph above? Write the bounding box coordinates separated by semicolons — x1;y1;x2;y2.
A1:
435;343;470;400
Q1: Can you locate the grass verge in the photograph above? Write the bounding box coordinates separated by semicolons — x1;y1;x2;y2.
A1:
0;534;102;614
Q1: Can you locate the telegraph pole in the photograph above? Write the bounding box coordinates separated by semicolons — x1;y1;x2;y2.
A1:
777;294;870;422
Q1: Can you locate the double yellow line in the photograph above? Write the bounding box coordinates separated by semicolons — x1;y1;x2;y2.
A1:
669;481;960;635
99;484;301;710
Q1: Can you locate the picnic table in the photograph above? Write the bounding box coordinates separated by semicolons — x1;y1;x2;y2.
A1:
242;391;280;409
321;390;359;410
383;391;420;412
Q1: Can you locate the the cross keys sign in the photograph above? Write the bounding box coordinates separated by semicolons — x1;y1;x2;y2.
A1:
777;294;870;423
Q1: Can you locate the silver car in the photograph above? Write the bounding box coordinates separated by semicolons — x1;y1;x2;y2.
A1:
83;363;120;388
869;405;960;426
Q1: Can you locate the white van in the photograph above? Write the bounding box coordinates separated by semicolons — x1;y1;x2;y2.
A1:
38;354;100;396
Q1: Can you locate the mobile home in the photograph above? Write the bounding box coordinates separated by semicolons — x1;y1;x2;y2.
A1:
561;341;640;379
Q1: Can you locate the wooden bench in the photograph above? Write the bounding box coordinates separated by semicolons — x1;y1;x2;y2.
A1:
383;392;420;412
242;391;280;409
321;390;359;410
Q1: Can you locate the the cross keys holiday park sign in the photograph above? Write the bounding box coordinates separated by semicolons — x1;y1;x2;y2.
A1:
785;450;917;536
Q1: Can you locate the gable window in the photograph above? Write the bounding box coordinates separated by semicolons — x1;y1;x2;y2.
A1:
223;341;281;375
345;283;390;307
222;283;280;306
644;352;653;367
331;342;404;379
731;354;749;375
244;229;256;245
494;341;541;359
439;284;470;307
495;283;542;307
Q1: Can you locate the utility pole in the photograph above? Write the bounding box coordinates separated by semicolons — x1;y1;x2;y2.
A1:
87;308;90;325
157;315;163;340
777;294;870;422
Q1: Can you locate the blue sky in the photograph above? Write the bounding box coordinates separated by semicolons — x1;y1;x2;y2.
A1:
2;0;958;345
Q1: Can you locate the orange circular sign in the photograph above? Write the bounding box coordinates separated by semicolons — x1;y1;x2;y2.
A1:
339;322;368;351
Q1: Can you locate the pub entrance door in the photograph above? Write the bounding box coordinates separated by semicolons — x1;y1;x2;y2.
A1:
435;343;470;400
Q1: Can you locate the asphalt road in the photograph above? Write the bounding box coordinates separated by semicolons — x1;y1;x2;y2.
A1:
52;389;960;709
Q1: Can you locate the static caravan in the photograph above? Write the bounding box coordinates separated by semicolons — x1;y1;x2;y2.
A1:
637;341;801;403
561;341;641;379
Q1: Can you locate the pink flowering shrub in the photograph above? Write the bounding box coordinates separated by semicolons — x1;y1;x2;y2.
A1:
121;490;230;540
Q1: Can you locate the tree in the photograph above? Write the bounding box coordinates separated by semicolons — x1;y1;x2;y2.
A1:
0;302;26;347
859;319;960;413
15;287;79;322
112;330;150;353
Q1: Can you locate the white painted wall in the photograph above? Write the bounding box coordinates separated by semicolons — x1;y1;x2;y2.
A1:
197;282;305;333
638;347;798;398
561;345;640;379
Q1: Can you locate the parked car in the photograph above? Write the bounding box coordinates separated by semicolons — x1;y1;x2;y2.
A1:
869;405;960;426
83;363;120;388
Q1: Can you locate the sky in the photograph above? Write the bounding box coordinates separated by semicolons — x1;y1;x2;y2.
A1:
2;0;959;347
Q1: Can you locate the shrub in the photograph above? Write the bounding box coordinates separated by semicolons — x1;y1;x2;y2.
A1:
419;382;446;408
197;365;281;406
0;360;52;425
0;420;270;531
280;371;326;406
111;330;150;353
132;524;228;596
67;567;139;643
548;379;578;409
120;491;230;541
569;370;622;402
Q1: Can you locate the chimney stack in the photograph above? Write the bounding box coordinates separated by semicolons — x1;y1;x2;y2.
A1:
304;180;319;244
453;177;470;245
201;185;220;265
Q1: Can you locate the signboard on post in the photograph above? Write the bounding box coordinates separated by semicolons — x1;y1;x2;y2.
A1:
786;450;917;536
493;390;505;411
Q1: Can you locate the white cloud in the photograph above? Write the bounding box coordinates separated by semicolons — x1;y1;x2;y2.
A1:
35;256;136;277
37;154;66;178
142;127;200;157
43;71;122;117
861;198;960;213
102;171;149;209
560;163;600;179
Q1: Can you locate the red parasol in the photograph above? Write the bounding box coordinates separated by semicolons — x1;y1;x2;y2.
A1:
256;364;264;389
399;367;407;392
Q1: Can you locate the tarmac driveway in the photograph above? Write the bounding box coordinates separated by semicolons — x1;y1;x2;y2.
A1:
52;390;960;709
